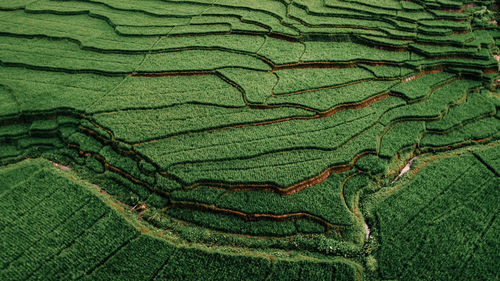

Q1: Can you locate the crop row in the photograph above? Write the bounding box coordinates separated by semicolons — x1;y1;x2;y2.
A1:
0;2;498;76
0;115;353;238
2;69;496;190
0;158;361;281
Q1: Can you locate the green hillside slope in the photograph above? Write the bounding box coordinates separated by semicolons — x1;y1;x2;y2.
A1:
0;0;499;280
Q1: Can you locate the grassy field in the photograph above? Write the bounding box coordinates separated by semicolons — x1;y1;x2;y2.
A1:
0;0;499;280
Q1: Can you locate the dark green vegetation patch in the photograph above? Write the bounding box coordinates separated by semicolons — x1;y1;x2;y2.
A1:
0;0;499;280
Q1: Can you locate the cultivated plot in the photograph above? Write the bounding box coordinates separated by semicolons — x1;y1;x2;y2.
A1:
0;0;499;280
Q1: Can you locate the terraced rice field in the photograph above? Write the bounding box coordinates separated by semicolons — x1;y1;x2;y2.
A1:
0;0;499;280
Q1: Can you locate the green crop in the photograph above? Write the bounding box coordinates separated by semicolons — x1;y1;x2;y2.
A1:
0;0;499;280
376;154;500;280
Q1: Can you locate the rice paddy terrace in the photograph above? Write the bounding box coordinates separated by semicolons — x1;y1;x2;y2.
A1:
0;0;499;280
